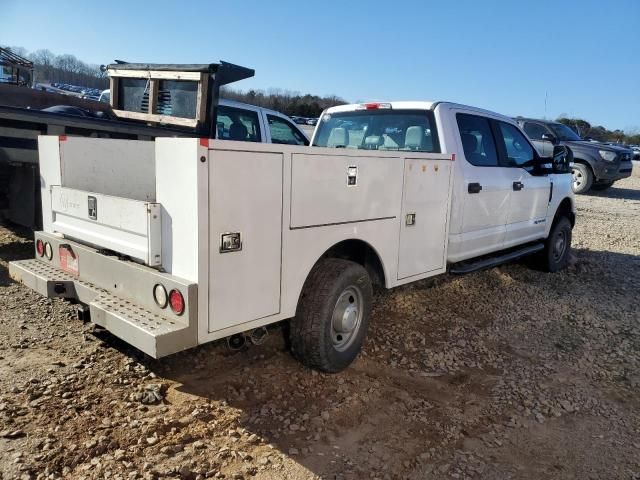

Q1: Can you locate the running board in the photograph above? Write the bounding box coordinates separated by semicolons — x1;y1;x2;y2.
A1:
449;243;544;274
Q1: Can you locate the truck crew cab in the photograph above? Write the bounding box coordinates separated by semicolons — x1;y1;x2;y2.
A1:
9;63;574;373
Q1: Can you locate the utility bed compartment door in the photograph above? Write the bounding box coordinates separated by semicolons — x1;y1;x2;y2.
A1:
397;158;452;279
50;186;162;266
290;153;402;228
208;150;283;332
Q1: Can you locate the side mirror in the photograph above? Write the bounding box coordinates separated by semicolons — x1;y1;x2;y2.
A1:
541;133;557;144
551;145;571;173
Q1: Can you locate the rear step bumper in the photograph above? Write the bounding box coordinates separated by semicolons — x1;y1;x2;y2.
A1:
9;236;198;358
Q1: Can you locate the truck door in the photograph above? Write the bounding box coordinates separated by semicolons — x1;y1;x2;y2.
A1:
450;113;511;261
494;121;550;246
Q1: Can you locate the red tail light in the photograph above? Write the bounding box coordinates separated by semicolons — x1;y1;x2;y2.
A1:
36;239;45;257
169;289;185;315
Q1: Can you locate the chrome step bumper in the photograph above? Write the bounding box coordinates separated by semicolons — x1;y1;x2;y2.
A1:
9;258;197;358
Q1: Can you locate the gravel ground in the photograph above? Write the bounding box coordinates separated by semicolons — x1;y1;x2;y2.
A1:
0;176;639;480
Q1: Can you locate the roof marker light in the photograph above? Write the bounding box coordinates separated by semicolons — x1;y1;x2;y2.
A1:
357;102;393;110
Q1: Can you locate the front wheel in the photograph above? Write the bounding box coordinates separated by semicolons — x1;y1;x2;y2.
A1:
290;258;373;373
571;163;593;194
537;216;572;272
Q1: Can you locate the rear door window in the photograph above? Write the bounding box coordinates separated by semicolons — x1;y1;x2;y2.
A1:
216;105;261;142
456;114;499;167
267;115;309;145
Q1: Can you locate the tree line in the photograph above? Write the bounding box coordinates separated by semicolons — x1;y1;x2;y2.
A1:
2;46;107;89
556;117;639;145
221;87;345;118
4;46;638;140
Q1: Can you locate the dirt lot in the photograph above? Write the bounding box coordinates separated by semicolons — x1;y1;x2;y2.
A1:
1;176;639;480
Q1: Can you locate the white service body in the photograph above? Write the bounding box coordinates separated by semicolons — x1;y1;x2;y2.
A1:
9;101;574;358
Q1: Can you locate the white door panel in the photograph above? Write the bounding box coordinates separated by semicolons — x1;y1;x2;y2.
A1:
209;150;283;332
397;158;451;279
505;170;550;245
457;167;512;259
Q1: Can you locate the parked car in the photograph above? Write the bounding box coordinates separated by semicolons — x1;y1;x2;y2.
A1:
516;118;633;193
630;146;640;160
215;99;309;145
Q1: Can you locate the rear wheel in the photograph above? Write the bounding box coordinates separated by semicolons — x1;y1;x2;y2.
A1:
591;181;614;191
571;163;593;194
537;216;572;272
290;258;372;373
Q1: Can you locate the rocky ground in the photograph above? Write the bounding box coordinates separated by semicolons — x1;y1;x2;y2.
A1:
1;177;639;480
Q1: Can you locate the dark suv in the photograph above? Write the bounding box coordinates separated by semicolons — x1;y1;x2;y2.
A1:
515;118;633;193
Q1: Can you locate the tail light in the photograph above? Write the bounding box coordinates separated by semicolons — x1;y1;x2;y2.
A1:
36;239;45;257
169;289;185;315
153;284;168;308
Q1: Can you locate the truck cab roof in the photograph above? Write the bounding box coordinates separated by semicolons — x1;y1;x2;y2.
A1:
324;101;517;124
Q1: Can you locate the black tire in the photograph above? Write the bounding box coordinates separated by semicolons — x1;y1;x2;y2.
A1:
571;163;593;194
537;216;572;272
591;181;614;191
290;258;373;373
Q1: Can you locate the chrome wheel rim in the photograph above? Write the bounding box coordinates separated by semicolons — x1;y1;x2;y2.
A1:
572;168;583;190
331;286;363;352
552;229;567;261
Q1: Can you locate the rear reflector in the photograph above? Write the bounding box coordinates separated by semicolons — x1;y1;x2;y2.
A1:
44;242;53;260
36;239;45;257
153;284;168;309
169;289;185;315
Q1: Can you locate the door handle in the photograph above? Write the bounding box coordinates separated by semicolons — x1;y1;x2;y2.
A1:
468;182;482;194
513;181;524;191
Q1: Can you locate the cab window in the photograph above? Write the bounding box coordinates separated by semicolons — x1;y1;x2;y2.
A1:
267;115;309;145
497;122;535;167
216;105;261;142
456;114;499;167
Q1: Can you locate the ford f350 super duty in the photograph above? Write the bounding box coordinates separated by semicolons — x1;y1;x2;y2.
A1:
9;63;575;373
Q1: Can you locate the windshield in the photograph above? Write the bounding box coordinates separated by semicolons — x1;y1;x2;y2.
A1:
313;109;439;152
549;123;582;141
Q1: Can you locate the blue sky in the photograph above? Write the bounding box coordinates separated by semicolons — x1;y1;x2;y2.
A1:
2;0;639;131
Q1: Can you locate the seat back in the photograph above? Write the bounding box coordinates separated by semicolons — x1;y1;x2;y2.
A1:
327;127;349;147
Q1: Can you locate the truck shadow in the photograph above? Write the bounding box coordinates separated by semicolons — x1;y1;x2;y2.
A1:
585;186;640;201
90;246;639;479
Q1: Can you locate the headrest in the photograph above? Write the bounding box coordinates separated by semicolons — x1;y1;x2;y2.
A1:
327;127;349;147
461;133;478;153
405;126;423;150
364;135;383;148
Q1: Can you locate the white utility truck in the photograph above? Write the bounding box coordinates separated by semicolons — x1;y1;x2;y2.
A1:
9;63;575;372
